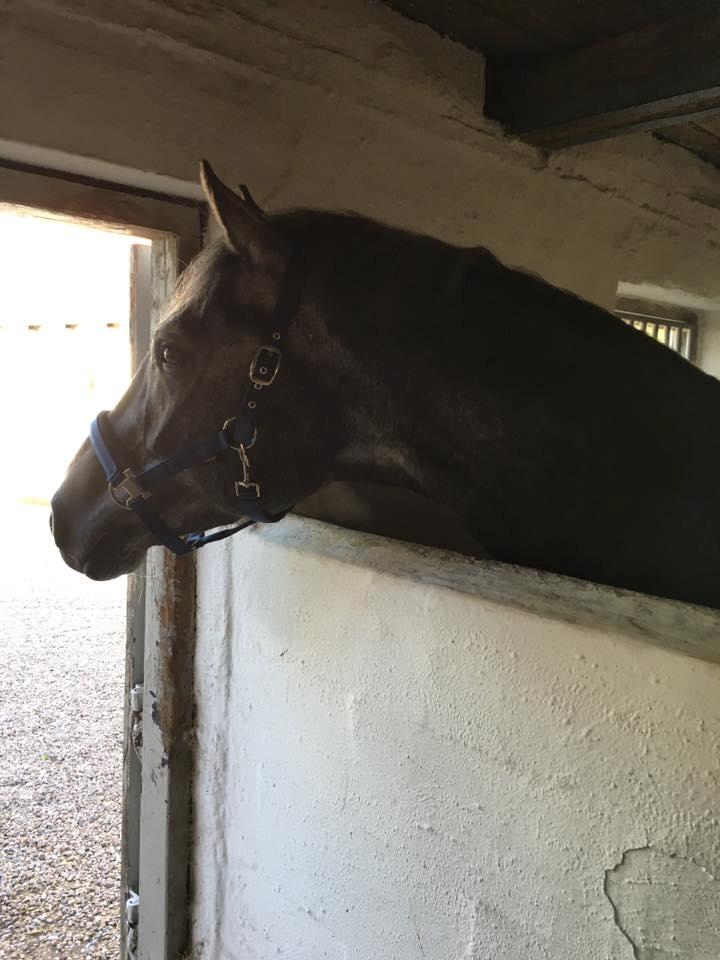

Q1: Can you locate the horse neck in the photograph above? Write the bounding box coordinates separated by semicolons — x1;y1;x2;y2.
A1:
309;234;485;502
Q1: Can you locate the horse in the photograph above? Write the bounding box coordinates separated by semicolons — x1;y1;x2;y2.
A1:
51;161;720;610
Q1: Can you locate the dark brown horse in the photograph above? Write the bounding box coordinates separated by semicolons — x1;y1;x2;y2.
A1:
51;162;720;609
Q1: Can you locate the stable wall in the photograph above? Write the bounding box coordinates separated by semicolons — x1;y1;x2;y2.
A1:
192;519;720;960
5;0;720;310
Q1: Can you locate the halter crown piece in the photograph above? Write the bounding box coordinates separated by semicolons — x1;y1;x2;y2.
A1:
88;252;304;556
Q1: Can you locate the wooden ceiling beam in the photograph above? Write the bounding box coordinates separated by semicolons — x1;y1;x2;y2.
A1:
485;9;720;149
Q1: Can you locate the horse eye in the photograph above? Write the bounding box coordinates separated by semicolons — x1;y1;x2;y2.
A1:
159;343;184;367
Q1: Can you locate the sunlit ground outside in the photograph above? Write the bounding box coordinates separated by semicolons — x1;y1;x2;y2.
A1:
0;210;148;959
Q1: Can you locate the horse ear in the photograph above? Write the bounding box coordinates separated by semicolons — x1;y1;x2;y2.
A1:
237;183;264;217
199;160;274;262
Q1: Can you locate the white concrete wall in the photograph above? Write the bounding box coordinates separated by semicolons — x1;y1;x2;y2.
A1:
5;0;720;308
193;519;720;960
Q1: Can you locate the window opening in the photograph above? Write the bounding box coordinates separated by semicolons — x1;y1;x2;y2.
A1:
615;297;698;362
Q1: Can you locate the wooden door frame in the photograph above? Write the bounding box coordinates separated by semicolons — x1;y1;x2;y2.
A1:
0;160;203;960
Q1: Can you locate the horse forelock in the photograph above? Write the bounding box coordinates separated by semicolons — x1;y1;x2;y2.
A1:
163;239;235;325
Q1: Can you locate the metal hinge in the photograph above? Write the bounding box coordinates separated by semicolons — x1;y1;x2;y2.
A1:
125;890;140;960
130;683;143;763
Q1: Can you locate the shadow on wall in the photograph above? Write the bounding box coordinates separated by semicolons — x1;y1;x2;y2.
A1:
297;481;490;558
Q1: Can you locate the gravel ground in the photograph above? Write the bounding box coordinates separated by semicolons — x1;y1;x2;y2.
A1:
0;504;126;959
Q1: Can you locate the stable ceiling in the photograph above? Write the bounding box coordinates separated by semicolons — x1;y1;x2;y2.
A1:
382;1;720;164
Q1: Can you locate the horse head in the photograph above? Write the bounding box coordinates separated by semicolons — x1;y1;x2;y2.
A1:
51;162;356;579
55;161;720;607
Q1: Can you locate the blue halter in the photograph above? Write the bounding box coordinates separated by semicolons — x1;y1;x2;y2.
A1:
89;253;303;556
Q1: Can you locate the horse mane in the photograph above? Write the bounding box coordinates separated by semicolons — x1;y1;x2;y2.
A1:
271;207;701;389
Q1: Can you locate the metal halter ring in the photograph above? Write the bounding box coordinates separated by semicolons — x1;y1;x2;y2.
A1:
223;418;257;451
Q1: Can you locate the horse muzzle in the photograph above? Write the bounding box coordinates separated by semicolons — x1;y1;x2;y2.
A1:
50;439;151;579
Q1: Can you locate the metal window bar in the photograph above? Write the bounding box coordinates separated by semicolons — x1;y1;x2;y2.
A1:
617;309;695;361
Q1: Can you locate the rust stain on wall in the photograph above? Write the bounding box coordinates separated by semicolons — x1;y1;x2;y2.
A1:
154;550;196;757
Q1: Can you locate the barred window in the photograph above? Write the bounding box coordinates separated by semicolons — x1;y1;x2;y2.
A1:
615;298;697;362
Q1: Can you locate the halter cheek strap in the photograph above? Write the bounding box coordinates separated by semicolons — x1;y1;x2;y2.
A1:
88;250;304;556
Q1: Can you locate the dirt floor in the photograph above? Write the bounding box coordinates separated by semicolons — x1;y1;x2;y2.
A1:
0;503;126;959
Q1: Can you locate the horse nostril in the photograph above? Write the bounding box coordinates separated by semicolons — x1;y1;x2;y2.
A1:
49;511;54;534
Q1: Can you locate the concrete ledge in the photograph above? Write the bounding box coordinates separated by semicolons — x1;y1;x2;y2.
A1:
195;512;720;959
251;515;720;665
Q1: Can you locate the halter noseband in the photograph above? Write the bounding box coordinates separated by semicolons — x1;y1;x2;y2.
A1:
88;252;304;556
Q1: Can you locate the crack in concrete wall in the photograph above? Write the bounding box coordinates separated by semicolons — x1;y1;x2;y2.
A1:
605;847;720;959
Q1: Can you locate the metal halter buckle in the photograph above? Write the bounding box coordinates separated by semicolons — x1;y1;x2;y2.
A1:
110;469;150;510
249;345;282;388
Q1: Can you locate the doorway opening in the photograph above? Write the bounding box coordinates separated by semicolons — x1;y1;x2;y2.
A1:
0;208;150;959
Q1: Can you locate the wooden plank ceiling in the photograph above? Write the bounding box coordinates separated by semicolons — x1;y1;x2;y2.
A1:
382;0;720;163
